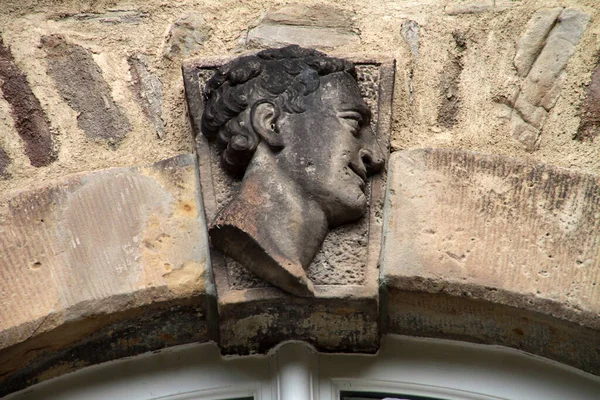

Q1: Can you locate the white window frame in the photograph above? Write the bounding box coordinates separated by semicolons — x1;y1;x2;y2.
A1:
6;335;600;400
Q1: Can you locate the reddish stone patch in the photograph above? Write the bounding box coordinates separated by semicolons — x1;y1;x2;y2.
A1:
41;34;130;145
0;37;56;167
575;58;600;142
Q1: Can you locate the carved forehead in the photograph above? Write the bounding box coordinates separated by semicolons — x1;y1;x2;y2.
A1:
315;72;368;111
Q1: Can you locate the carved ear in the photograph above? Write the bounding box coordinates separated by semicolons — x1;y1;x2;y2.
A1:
250;100;284;148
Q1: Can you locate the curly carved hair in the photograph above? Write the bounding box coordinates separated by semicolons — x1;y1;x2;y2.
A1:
201;45;356;174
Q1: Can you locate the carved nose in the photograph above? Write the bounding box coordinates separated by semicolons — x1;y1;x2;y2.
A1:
360;148;384;175
360;128;385;176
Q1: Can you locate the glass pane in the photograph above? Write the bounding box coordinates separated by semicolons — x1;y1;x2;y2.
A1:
341;391;445;400
215;397;253;400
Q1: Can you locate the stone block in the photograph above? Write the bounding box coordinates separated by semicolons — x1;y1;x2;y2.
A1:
0;154;214;396
445;0;516;15
41;34;131;145
162;13;209;60
54;9;149;24
128;54;164;139
245;4;360;49
183;54;395;354
381;148;600;374
510;113;541;151
526;9;589;98
576;57;600;142
263;3;356;29
509;8;589;150
514;8;563;78
400;20;419;62
246;24;360;50
0;145;9;178
0;37;56;167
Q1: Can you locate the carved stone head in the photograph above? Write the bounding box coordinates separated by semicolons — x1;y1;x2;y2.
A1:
202;45;385;296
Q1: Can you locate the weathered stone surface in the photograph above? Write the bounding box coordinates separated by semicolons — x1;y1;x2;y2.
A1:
55;9;148;24
525;9;589;106
401;20;419;62
41;34;131;145
0;145;10;178
0;37;56;167
401;20;419;103
381;148;600;374
183;53;395;354
200;48;385;297
219;293;379;356
128;54;164;139
508;8;589;151
445;0;516;15
246;4;359;49
263;4;356;29
162;13;209;60
514;8;563;78
0;154;214;396
438;32;466;129
576;57;600;142
247;25;360;49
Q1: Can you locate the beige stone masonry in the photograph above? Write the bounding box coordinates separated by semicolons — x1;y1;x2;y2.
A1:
1;148;600;396
0;154;214;395
381;148;600;374
0;0;598;395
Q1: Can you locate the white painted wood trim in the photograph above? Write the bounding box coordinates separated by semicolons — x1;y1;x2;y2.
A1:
6;336;600;400
317;336;600;400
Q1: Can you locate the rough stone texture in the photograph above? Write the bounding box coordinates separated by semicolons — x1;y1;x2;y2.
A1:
381;148;600;374
246;4;360;49
219;294;379;356
0;0;599;195
128;54;164;139
437;32;466;129
246;25;360;50
401;20;419;63
445;0;517;15
263;3;356;29
41;34;131;145
162;13;209;60
0;0;597;389
508;8;590;151
0;154;214;396
0;145;10;178
0;37;56;167
401;20;419;103
183;54;395;353
54;9;149;24
514;8;563;78
575;56;600;142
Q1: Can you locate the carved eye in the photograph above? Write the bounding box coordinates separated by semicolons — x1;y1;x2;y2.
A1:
338;111;363;135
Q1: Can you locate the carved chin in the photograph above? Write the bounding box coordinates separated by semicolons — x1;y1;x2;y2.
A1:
326;191;368;227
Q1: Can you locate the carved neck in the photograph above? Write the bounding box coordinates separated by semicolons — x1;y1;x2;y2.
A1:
238;147;328;267
209;146;328;296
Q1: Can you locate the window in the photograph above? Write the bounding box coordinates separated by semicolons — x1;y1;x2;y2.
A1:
340;392;442;400
7;336;600;400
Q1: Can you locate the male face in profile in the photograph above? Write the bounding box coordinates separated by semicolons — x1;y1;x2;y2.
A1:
202;46;385;296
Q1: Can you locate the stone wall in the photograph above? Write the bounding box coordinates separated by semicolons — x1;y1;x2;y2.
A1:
1;0;599;397
0;0;598;194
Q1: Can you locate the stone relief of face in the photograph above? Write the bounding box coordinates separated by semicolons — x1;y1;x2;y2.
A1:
201;46;387;296
273;71;384;227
